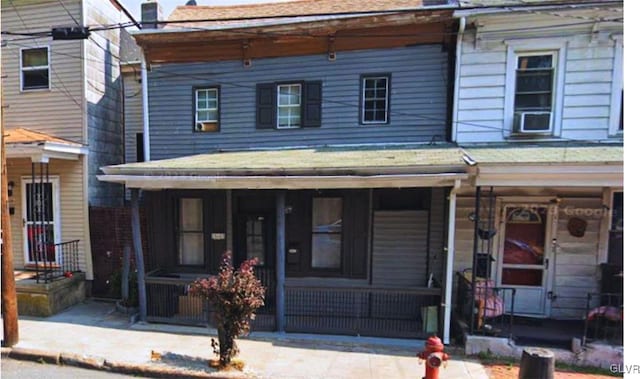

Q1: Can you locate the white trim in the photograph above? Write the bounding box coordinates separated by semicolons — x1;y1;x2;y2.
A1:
609;38;623;136
19;46;51;92
443;179;461;345
451;17;466;142
141;55;151;161
504;43;566;138
361;76;389;124
5;142;87;161
276;83;302;129
97;173;468;190
21;176;61;265
194;87;219;131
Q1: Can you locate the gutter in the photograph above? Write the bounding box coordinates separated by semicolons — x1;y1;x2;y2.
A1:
451;16;465;142
443;179;461;345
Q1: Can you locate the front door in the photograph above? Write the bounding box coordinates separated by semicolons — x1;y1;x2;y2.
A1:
497;204;555;317
22;177;60;265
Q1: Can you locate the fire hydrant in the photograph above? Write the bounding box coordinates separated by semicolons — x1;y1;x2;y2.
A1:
417;336;449;379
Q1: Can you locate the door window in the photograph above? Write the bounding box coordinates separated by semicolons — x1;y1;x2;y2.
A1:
24;181;57;263
501;207;546;286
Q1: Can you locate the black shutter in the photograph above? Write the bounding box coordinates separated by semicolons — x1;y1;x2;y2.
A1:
256;83;275;129
303;81;322;127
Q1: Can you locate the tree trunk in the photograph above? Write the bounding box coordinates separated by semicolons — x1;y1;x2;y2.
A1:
519;348;555;379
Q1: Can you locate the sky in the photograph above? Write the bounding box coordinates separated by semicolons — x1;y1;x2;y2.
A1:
119;0;294;22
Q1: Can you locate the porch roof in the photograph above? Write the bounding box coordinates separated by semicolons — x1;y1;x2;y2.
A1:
462;144;623;187
4;128;87;162
98;144;469;189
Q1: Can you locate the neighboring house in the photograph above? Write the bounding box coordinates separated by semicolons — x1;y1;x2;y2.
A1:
101;0;466;340
1;0;135;315
450;0;623;359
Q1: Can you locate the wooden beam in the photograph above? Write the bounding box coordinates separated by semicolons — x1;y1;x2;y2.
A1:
1;103;19;347
275;191;286;332
130;188;148;322
142;22;449;64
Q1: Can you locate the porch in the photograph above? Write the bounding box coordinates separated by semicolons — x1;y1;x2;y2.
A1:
144;268;441;338
97;145;468;340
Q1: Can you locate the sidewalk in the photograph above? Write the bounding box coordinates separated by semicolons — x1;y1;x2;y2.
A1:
2;300;489;379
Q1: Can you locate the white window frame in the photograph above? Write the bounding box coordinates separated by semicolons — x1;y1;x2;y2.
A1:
277;83;302;129
609;35;623;136
504;39;567;138
361;76;389;124
21;176;61;265
194;88;219;132
20;46;51;92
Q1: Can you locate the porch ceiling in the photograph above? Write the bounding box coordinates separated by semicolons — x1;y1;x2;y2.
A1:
98;144;469;189
4;128;87;162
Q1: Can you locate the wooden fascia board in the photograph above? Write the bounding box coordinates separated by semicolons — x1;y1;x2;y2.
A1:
134;11;451;46
475;163;623;187
97;173;468;190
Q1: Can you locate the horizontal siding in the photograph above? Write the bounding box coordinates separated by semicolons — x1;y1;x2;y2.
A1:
7;158;90;277
124;71;143;164
1;0;84;142
85;0;124;207
147;45;450;159
455;10;622;143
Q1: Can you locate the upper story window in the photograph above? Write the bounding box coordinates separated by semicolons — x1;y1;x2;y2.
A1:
21;47;49;91
194;87;219;132
277;84;302;129
361;75;390;124
513;53;555;134
609;37;623;135
256;81;322;129
504;41;566;138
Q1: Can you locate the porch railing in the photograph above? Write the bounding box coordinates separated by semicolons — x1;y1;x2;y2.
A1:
34;240;81;284
284;284;440;338
583;292;623;346
145;273;441;338
456;271;516;339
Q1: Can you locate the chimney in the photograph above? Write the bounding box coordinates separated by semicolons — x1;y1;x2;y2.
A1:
141;0;163;29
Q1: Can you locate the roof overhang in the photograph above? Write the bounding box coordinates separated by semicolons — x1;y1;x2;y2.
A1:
453;1;622;18
474;163;623;187
98;173;468;190
5;141;88;162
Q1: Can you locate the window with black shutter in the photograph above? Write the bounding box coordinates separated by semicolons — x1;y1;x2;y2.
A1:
256;81;322;129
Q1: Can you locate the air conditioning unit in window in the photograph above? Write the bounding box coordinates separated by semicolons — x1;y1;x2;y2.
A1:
194;122;218;132
513;111;552;134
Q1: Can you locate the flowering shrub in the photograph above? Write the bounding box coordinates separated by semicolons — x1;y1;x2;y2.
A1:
189;251;265;366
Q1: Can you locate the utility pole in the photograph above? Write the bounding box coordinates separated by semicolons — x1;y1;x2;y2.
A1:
1;67;19;347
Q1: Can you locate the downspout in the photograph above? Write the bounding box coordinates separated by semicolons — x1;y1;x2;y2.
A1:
451;17;466;143
443;179;461;345
141;55;150;162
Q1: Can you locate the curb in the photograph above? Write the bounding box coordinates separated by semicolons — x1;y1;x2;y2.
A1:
3;347;248;379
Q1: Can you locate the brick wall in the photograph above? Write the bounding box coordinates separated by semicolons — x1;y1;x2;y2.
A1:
89;205;149;297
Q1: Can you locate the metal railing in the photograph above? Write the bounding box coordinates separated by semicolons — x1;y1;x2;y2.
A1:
456;271;516;339
284;284;441;338
34;240;81;284
583;292;623;346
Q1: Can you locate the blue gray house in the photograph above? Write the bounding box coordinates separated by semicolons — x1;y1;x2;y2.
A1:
100;0;466;341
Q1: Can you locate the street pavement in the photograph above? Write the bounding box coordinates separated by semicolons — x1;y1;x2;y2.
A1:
1;300;490;379
1;357;134;378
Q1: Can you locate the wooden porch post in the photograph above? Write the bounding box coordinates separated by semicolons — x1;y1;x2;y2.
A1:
130;188;147;322
275;191;286;332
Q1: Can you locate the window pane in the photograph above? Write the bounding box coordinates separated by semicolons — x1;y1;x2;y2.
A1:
516;71;553;92
179;233;204;265
313;198;342;230
312;234;341;269
26;183;53;222
515;94;552;110
501;268;543;286
376;79;387;89
246;218;265;266
22;48;48;67
23;70;49;89
518;55;552;69
27;224;56;263
364;110;375;122
180;198;202;231
363;77;388;123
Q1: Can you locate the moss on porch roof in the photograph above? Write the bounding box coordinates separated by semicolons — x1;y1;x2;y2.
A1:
103;145;467;175
462;144;623;164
